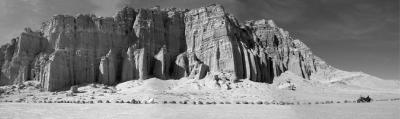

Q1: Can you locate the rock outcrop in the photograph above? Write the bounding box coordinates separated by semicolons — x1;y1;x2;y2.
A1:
0;4;338;91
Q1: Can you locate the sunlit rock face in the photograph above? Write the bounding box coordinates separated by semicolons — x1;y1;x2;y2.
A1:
0;4;331;91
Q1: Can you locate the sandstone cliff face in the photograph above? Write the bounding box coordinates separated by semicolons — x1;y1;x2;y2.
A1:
0;28;49;85
0;4;332;91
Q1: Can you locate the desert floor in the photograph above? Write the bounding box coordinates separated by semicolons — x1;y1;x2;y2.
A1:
0;101;399;119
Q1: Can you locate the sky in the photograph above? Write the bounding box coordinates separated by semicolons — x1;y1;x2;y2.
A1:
0;0;398;79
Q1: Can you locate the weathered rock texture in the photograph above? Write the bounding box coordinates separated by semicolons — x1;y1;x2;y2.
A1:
0;4;333;91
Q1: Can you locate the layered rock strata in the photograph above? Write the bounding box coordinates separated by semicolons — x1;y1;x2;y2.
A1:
0;4;330;91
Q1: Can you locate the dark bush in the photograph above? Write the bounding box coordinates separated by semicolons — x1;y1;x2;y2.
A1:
169;101;177;104
198;101;203;105
225;101;231;104
131;99;137;104
357;96;372;103
256;101;263;105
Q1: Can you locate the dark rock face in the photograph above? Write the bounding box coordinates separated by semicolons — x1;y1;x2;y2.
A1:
0;4;329;91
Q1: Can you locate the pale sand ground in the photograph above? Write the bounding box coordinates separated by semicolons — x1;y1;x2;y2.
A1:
0;101;399;119
1;72;399;119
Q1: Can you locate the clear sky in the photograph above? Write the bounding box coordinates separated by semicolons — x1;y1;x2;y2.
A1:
0;0;398;79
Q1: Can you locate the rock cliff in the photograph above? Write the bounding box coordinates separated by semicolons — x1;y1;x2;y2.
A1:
0;4;338;91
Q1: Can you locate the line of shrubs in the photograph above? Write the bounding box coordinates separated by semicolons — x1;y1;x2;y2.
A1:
2;97;398;105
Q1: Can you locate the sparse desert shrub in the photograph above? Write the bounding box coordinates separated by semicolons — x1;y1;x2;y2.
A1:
163;101;168;104
315;102;319;104
250;102;255;104
13;98;23;103
256;101;263;105
70;86;79;93
235;101;241;104
120;100;124;103
206;102;212;105
219;102;224;104
225;101;231;104
106;100;111;103
243;101;249;104
97;100;103;103
357;96;372;103
198;101;204;105
89;101;94;104
191;101;197;105
264;101;270;105
296;102;300;105
169;101;177;104
131;99;137;104
0;88;5;95
279;101;285;105
336;101;341;103
66;92;76;97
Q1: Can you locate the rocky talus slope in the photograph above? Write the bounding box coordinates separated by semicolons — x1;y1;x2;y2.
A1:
0;5;356;91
